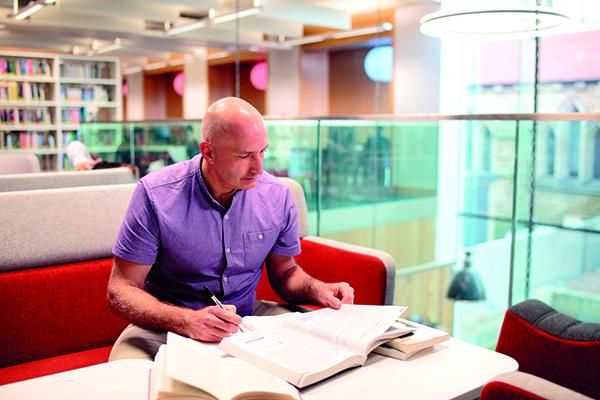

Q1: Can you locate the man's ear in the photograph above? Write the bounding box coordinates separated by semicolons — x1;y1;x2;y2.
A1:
200;141;215;163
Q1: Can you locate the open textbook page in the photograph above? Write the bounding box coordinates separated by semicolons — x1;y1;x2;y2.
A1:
219;304;409;388
150;332;300;400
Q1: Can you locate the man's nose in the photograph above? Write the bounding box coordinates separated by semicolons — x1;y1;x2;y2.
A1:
250;154;263;173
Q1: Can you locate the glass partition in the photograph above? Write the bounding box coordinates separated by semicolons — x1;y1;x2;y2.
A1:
79;114;600;348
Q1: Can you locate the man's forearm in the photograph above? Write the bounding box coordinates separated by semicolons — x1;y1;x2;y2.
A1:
270;263;325;305
108;281;191;334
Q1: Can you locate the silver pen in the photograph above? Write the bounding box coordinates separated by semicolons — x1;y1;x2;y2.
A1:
203;285;245;332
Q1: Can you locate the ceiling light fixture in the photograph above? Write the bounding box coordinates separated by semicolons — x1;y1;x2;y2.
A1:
166;6;261;36
166;20;209;36
11;0;55;21
282;22;393;48
144;61;168;71
212;7;261;24
95;38;122;55
331;22;393;39
123;66;143;75
420;6;570;38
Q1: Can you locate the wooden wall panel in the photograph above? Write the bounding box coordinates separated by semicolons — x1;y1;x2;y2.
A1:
329;48;391;115
208;64;234;105
164;72;183;119
240;62;265;115
300;50;329;117
143;74;166;120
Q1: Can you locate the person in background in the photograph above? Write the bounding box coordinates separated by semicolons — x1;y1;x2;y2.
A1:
65;140;101;171
107;97;354;360
66;139;136;175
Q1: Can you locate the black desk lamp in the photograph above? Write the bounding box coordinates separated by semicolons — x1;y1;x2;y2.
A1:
447;251;486;301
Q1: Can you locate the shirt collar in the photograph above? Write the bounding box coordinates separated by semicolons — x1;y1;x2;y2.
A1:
195;156;241;212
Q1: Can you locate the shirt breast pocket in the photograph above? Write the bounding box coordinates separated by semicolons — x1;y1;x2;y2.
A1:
243;227;279;269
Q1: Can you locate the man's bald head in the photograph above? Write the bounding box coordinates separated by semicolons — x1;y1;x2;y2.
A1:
201;97;265;145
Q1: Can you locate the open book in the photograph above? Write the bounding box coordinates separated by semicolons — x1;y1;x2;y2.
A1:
218;304;409;388
150;332;300;400
373;318;449;360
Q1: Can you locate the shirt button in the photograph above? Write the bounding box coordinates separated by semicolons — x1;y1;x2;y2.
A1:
258;234;263;240
223;276;229;282
224;214;229;220
226;247;231;253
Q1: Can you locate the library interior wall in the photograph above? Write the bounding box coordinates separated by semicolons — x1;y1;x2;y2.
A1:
207;63;265;115
393;3;440;114
329;47;392;115
300;50;329;116
164;72;183;119
267;48;301;117
208;63;234;106
127;45;397;120
143;74;167;120
184;55;208;119
125;71;143;121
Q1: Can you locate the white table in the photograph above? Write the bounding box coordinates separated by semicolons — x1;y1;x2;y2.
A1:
0;338;517;400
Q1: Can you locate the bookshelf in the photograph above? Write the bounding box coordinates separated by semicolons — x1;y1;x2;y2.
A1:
0;51;122;171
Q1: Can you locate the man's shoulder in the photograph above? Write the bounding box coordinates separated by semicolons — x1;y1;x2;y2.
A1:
140;157;198;192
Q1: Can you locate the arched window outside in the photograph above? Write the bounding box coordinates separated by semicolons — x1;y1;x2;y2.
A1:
568;104;581;178
546;130;555;176
594;127;600;180
569;122;580;177
483;128;491;171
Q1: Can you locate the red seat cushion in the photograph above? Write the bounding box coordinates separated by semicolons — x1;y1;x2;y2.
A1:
0;346;112;385
0;258;128;368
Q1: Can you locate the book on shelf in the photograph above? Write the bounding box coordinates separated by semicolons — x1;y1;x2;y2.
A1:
373;318;449;360
150;332;300;400
0;58;51;77
218;304;411;388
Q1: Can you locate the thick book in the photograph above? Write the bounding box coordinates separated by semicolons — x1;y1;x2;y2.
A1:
373;318;449;360
150;332;300;400
218;304;409;388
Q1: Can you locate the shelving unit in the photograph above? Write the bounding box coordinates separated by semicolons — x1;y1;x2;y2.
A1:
0;51;122;171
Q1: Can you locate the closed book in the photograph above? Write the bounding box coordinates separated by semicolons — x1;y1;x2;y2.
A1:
382;318;449;354
373;343;435;360
150;333;300;400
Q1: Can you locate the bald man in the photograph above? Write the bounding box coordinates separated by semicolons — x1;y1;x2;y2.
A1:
107;97;354;361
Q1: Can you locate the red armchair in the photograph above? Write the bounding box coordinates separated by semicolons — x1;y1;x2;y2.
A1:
257;177;396;306
481;299;600;400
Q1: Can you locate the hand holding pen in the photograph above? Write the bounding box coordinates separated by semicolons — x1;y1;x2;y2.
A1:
203;285;245;333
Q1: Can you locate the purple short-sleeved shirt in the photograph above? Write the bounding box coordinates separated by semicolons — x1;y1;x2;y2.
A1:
112;155;301;316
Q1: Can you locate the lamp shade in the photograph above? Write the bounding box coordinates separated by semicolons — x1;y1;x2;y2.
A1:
173;72;184;96
420;7;569;38
447;252;486;301
364;45;393;83
250;62;268;91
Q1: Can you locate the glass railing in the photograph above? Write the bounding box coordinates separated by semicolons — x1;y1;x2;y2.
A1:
79;114;600;349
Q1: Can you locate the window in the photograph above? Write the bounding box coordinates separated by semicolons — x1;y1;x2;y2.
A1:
568;104;581;178
569;121;580;178
594;127;600;180
546;130;555;176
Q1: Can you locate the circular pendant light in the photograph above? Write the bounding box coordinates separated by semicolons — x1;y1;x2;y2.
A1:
420;6;569;38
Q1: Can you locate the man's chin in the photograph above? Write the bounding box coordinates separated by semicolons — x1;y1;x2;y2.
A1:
239;178;258;189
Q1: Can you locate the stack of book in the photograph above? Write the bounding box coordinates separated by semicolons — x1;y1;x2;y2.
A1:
151;305;414;399
374;318;450;360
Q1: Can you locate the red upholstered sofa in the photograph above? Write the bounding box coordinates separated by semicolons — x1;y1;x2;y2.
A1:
481;299;600;400
0;178;396;385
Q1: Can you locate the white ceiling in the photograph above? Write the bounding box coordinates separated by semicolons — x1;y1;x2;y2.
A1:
0;0;425;68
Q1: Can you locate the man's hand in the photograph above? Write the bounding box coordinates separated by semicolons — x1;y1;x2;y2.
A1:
314;281;354;309
184;304;243;342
